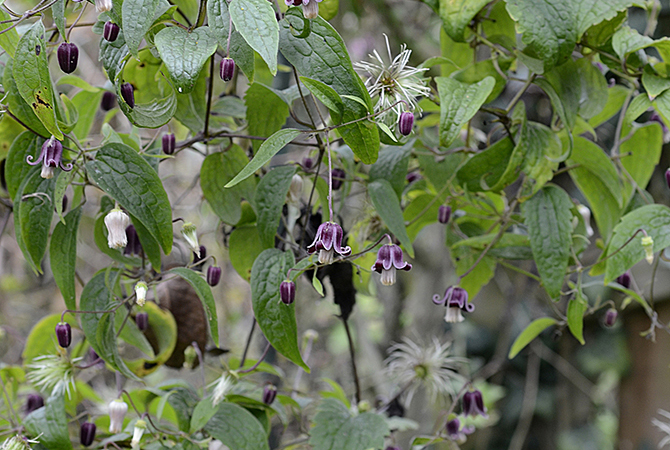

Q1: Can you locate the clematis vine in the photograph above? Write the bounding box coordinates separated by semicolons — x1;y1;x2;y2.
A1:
433;286;475;323
371;239;412;286
307;222;351;264
26;137;72;179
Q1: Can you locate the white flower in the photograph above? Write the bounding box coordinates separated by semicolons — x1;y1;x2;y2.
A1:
384;337;465;406
104;208;129;249
576;205;594;237
211;374;234;406
287;174;303;206
653;409;670;448
181;222;200;256
94;0;112;12
26;351;78;397
134;282;147;307
131;419;146;448
2;436;33;450
108;399;128;433
355;35;430;128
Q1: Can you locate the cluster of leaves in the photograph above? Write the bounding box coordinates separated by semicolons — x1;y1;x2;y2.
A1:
1;0;670;448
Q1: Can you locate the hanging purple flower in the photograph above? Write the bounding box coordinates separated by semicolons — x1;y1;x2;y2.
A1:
307;222;352;264
57;42;78;73
26;137;73;179
445;417;474;441
123;224;143;256
101;91;116;111
262;383;277;405
25;394;44;413
371;243;411;286
162;133;176;155
280;280;295;305
604;308;618;327
120;82;135;108
432;286;474;323
80;422;97;447
55;322;72;348
462;390;488;418
135;312;149;331
616;271;631;289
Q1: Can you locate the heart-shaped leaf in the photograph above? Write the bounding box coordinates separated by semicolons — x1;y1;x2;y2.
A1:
309;398;388;450
155;26;218;94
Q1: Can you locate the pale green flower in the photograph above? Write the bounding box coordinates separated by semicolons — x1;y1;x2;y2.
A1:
26;350;78;397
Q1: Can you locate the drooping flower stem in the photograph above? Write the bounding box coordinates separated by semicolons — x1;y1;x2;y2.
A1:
342;317;361;404
325;133;334;221
238;342;272;374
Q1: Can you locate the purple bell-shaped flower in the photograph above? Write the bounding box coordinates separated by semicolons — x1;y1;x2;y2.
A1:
120;82;135;108
57;42;78;73
220;58;235;82
432;286;474;323
371;243;411;286
280;280;295;305
103;21;120;42
26;137;73;179
307;222;352;264
462;390;488;418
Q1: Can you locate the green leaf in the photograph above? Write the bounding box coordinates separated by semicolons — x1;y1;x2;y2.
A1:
604;204;670;283
508;317;557;359
24;395;73;450
86;142;173;254
619;122;663;199
124;301;178;377
52;0;67;42
534;78;574;152
226;128;301;187
3;59;50;138
312;269;324;297
368;179;414;258
173;69;207;133
204;403;270;450
245;83;290;153
100;33;129;82
642;65;670;100
522;185;572;299
435;76;495;147
280;10;379;164
229;0;279;75
229;225;264;281
611;26;653;60
13;21;62;139
230;31;255;80
368;143;411;198
190;397;218;433
439;0;489;42
168;267;219;345
5;132;44;199
115;75;177;128
72;89;105;140
299;76;345;121
624;94;652;125
456;137;515;191
155;27;218;94
14;170;56;274
567;295;587;345
254;166;296;248
129;212;163;270
168;387;200;432
251;249;308;371
309;398;389;450
583;10;627;47
0;6;19;57
201;146;257;225
451;244;496;298
80;269;141;381
567;137;622;238
403;194;441;242
505;0;635;71
50;207;82;310
122;0;161;57
115;305;156;360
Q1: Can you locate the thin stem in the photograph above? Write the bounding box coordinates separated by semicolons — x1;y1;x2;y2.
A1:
325;133;334;220
0;376;19;427
193;0;207;29
204;55;215;138
342;317;361;404
66;1;86;41
238;342;271;374
239;318;256;367
505;74;536;114
191;341;206;395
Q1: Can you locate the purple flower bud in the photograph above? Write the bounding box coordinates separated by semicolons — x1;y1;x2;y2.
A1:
280;280;295;305
446;418;461;438
302;156;314;170
406;172;420;184
57;42;78;74
103;21;120;42
61;194;68;213
25;394;44;413
665;168;670;190
605;308;618;327
398;111;414;136
55;322;71;348
262;383;277;405
101;91;116;111
462;390;488;418
80;422;97;447
123;224;143;256
285;0;303;5
438;205;451;224
385;447;402;450
207;265;222;287
616;271;631;289
331;168;345;190
193;245;207;264
220;58;235;82
135;312;149;331
162;133;176;155
120;82;135;108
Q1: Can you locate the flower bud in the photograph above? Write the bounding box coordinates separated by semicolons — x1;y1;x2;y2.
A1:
134;281;147;307
61;194;68;213
55;322;71;348
406;172;420;184
183;345;197;369
181;222;200;255
193;245;207;264
80;422;96;447
103;21;120;42
262;383;277;405
641;235;654;264
94;0;112;12
288;174;303;205
104;208;130;249
108;399;128;433
25;394;44;413
616;271;631;289
302;156;314;170
57;42;78;74
280;280;295;305
438;205;451;224
303;0;319;19
162;133;176;155
666;168;670;190
131;419;146;447
604;308;618;327
577;204;594;237
398;111;414;136
135;312;148;331
462;389;488;418
120;82;135;108
123;224;143;256
101;91;116;111
331;168;345;190
207;265;222;287
220;58;235;82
